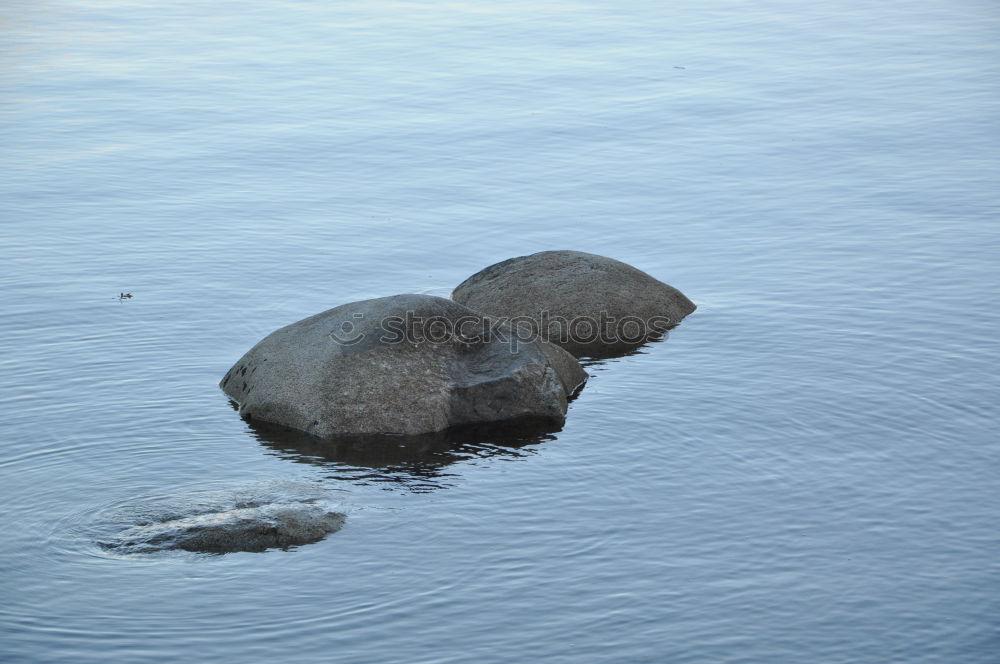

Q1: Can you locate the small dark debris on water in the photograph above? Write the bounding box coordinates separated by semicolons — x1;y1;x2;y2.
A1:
673;66;686;69
118;292;133;301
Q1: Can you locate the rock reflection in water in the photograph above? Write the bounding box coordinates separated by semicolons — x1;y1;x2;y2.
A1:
250;419;561;492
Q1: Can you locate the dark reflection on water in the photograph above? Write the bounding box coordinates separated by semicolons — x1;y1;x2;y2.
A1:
250;418;560;492
576;331;671;365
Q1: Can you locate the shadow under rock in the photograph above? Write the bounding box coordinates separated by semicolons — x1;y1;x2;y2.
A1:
249;418;562;493
574;329;672;366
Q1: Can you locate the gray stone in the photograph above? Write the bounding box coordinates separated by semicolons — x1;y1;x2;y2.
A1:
452;250;696;358
102;501;345;554
221;294;587;438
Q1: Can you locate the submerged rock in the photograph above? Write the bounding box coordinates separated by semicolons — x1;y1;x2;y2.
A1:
452;250;696;358
101;500;344;554
221;294;587;438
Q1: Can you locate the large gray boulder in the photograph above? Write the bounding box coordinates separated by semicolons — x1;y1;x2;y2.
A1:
452;250;696;358
221;294;587;438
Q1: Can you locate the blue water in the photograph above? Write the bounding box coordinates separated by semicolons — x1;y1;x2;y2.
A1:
2;1;999;662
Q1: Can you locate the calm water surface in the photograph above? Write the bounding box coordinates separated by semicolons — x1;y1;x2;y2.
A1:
2;1;999;662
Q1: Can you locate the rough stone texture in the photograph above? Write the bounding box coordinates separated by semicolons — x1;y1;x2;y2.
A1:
102;501;345;554
452;250;696;358
221;294;587;438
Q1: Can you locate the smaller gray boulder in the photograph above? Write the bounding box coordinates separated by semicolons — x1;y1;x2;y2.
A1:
452;250;696;358
101;501;345;554
221;294;587;438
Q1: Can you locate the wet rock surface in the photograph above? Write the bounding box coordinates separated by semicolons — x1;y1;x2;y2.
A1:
98;489;345;555
452;250;696;358
221;294;587;438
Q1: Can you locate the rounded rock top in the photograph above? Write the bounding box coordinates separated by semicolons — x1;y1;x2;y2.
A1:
220;294;587;438
452;250;696;358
